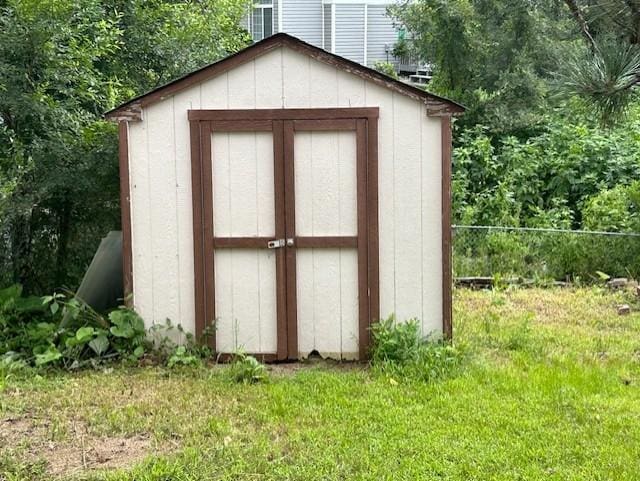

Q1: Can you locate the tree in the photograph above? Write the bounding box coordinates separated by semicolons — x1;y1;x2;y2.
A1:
559;0;640;125
388;0;574;133
0;0;250;293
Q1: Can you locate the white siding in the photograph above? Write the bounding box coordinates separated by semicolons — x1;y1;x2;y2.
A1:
334;4;365;64
282;0;323;47
366;5;398;67
127;45;445;353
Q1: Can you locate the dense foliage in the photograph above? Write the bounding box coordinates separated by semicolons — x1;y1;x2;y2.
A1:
370;315;465;382
390;0;640;230
0;0;250;294
389;0;575;133
453;106;640;230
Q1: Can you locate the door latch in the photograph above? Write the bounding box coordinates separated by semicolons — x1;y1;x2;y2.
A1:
267;239;285;249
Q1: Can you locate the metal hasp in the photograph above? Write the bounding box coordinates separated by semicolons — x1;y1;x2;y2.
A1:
267;239;286;249
286;238;294;247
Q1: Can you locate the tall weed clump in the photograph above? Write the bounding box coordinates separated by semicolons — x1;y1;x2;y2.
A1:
370;315;466;382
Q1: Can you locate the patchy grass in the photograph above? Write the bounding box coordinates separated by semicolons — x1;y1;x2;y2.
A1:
2;287;640;480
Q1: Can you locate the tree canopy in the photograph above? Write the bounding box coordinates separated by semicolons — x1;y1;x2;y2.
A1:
0;0;250;293
390;0;640;128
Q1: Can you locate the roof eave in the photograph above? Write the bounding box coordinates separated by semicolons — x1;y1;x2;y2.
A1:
105;33;465;122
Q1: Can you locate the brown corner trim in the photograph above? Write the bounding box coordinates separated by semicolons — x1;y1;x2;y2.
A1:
356;119;370;360
441;116;453;340
367;115;380;344
118;121;133;307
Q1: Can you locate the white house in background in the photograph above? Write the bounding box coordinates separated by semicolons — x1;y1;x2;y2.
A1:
243;0;401;68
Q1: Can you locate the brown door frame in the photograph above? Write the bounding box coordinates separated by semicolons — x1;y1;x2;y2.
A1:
189;108;379;361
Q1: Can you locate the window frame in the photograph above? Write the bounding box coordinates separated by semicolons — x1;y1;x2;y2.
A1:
249;2;275;42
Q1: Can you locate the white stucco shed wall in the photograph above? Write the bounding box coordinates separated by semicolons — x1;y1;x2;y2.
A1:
125;45;443;340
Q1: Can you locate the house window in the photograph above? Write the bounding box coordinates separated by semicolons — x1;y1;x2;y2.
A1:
250;1;274;42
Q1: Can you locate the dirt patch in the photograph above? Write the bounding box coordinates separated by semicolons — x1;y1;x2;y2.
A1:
0;416;161;477
43;434;153;477
0;416;38;444
268;357;367;375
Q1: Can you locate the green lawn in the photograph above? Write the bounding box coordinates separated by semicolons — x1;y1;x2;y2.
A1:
2;287;640;480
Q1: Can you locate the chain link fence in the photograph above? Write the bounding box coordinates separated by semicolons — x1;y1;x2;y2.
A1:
453;225;640;282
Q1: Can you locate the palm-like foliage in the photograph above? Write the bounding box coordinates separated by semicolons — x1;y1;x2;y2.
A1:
559;40;640;125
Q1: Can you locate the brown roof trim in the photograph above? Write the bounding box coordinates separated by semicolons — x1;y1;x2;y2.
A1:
104;33;464;121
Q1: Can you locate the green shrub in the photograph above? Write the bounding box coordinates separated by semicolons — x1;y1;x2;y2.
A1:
373;61;398;79
370;315;422;365
452;112;640;230
370;315;465;382
227;351;268;384
582;181;640;232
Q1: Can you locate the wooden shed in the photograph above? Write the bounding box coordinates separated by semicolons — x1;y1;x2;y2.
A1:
106;33;463;361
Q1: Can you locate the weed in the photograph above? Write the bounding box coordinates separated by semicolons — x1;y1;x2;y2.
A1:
227;351;268;384
369;315;422;365
167;346;202;369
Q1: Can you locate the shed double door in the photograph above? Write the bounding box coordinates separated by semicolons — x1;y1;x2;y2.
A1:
190;109;378;361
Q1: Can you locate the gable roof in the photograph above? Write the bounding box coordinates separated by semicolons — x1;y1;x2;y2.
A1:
105;33;464;121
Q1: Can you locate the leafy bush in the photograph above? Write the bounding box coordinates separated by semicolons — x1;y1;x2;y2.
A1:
0;284;148;369
370;315;465;382
147;319;211;367
373;61;398;79
582;181;640;232
227;352;268;384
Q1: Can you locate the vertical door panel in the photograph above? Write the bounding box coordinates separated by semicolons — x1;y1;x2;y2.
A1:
214;249;277;353
212;132;275;237
211;131;278;354
296;248;359;359
294;131;357;236
293;129;360;359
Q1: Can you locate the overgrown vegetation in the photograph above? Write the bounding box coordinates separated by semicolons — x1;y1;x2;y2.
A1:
388;0;640;266
454;228;640;280
2;288;640;480
451;107;640;231
370;315;465;382
0;284;147;368
0;285;212;370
